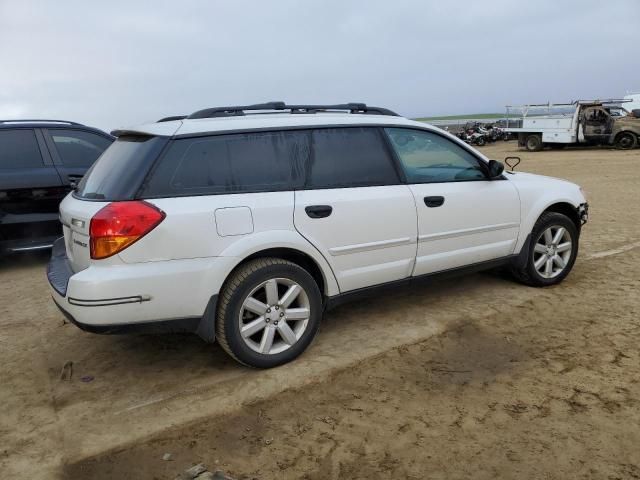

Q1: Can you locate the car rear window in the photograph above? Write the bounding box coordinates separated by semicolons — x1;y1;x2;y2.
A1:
75;135;167;200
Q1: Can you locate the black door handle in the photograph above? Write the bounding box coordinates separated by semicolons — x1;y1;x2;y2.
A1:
305;205;333;218
424;196;445;208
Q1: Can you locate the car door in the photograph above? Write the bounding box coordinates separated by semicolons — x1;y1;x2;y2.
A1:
384;127;520;276
581;107;613;144
0;127;65;250
293;127;417;292
43;128;113;187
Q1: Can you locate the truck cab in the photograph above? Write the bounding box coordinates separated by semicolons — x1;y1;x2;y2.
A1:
579;104;614;144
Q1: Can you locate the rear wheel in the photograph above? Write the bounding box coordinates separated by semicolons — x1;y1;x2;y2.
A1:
615;132;637;150
525;134;543;152
216;258;322;368
511;212;579;287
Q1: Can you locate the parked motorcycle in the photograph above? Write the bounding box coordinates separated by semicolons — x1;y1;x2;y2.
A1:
457;127;487;146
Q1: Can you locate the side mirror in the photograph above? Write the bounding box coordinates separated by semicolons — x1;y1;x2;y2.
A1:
487;160;504;179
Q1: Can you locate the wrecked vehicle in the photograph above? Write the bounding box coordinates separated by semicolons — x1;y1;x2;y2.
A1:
505;100;640;151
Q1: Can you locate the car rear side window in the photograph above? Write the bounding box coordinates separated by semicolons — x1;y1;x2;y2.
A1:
306;127;398;188
49;129;112;167
75;135;168;200
142;130;309;197
0;129;44;169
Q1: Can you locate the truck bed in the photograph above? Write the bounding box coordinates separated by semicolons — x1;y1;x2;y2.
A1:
505;114;576;143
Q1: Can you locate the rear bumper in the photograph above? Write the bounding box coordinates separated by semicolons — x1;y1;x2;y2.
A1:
47;237;73;295
46;237;233;339
52;299;201;335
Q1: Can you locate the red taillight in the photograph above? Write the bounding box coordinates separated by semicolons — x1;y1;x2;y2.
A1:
90;201;165;259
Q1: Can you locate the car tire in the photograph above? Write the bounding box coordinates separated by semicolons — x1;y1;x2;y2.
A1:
615;132;637;150
511;212;579;287
216;258;322;368
525;134;543;152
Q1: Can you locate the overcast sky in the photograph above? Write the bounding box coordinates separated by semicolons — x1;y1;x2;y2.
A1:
1;0;638;131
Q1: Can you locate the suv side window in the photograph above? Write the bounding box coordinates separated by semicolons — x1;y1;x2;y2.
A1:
0;129;44;169
142;130;309;197
385;128;486;183
306;127;398;188
48;129;112;167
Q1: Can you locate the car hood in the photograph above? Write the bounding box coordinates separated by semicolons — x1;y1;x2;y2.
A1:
505;171;585;206
505;171;577;188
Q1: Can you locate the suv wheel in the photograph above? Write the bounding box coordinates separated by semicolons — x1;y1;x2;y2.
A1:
511;212;579;287
216;258;322;368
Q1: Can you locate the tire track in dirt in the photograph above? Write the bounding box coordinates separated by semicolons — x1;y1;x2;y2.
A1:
66;247;640;480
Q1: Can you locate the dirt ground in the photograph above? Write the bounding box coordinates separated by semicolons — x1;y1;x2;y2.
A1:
1;141;639;479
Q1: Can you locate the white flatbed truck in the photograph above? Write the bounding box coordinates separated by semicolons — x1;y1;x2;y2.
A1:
505;99;640;151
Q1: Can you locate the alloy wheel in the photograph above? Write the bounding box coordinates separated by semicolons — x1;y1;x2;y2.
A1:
238;278;311;355
533;225;573;279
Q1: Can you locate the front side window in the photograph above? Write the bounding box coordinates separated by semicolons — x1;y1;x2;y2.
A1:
385;128;486;183
306;127;398;188
0;129;44;169
142;130;309;197
49;129;112;167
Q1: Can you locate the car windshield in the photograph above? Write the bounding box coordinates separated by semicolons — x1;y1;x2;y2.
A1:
75;135;167;200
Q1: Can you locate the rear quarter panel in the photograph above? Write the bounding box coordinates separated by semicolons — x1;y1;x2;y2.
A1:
118;192;340;296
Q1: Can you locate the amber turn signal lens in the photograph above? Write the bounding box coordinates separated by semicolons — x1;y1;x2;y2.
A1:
90;235;140;259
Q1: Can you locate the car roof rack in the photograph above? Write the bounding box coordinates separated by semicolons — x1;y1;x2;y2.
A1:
0;119;83;125
157;115;187;122
186;101;400;119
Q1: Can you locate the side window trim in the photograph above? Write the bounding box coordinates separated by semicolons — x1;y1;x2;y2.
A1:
377;126;408;184
34;128;54;165
42;128;63;165
383;127;491;185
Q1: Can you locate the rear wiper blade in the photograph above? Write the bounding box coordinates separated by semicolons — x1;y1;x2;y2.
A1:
82;192;106;200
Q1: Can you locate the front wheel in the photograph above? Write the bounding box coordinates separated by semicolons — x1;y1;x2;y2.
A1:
511;212;579;287
216;258;322;368
615;132;637;150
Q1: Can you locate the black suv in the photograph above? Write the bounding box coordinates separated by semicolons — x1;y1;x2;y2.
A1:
0;120;113;253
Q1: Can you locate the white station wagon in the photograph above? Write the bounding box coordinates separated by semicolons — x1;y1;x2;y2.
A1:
47;102;589;367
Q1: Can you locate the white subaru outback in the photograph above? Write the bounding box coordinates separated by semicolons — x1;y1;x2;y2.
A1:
47;102;588;368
